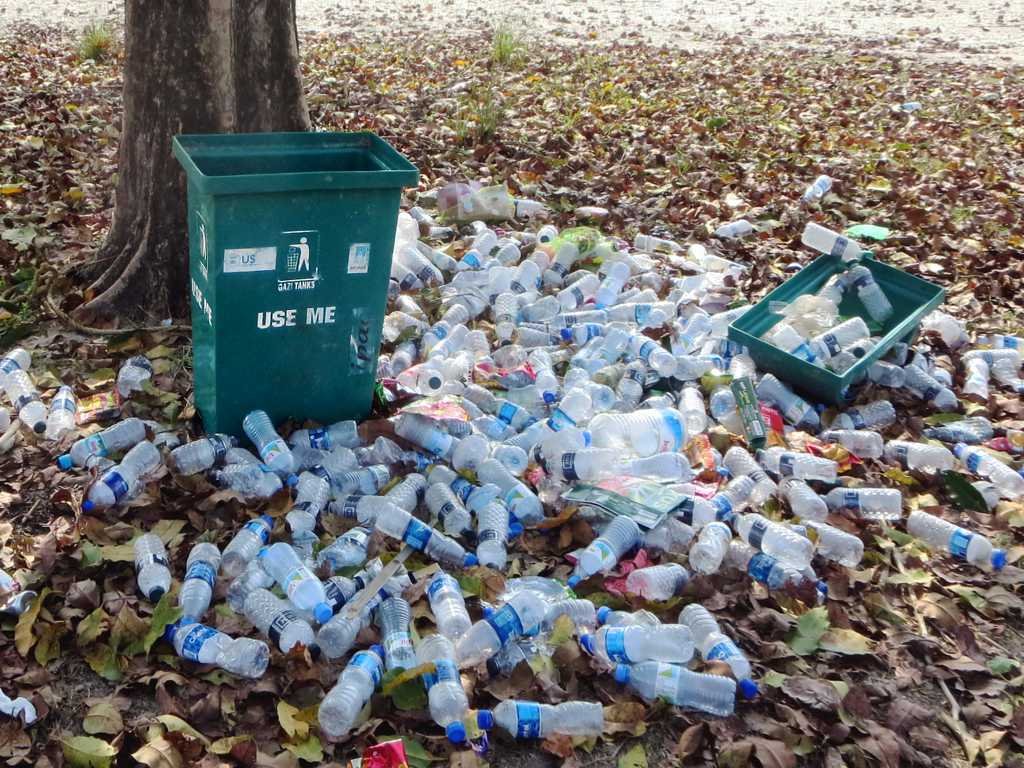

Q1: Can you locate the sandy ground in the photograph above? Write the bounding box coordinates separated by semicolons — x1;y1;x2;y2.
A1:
0;0;1021;65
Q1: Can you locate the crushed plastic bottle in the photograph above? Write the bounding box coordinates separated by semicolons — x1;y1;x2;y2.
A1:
623;563;689;600
242;410;295;475
83;440;162;511
169;621;269;678
45;385;77;441
116;355;153;398
583;624;694;665
568;516;641;587
485;700;604;738
258;543;333;625
170;434;237;475
134;533;171;602
221;515;274;578
179;542;220;621
614;661;736;716
907;510;1005;570
456;590;548;667
428;572;472;641
319;645;384;739
243;588;316;653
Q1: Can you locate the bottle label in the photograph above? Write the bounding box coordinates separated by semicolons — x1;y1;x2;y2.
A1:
343;528;369;549
428;573;457;600
179;624;219;661
497;402;519;425
829;236;849;259
185;560;217;587
485;604;525;645
261;438;289;468
350;651;383;686
570;286;585;305
477;528;502;544
209;435;231;462
515;702;542;739
52;393;76;413
437;501;458;524
590;539;615;563
792;342;816;363
948;529;973;559
102;470;130;502
385;634;414;660
550;261;569;278
747;519;769;550
783;401;807;425
843;490;861;510
778;455;795;477
653;663;682;703
137;552;170;571
711;496;733;520
420;429;452;457
922;385;940;402
400;273;419;290
560;453;580;482
432;323;449;341
0;357;21;375
894;445;909;467
82;433;109;458
604;627;630;662
244;519;272;543
747;553;775;584
637;340;657;362
14;392;40;410
548;407;576;431
323;580;346;610
307;427;330;450
282;566;311;600
849;409;866;429
634;304;653;325
852;273;872;290
707;639;740;661
268;610;301;646
659;411;685;452
310;466;332;484
336;495;360;519
451;477;474;503
432;658;459;685
965;453;981;473
402;517;434;551
749;468;769;484
822;334;841;356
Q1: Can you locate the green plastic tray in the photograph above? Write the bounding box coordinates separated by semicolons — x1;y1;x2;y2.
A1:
728;253;945;406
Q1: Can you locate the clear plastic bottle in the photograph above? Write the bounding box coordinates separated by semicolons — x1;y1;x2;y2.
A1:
425;483;473;538
0;688;37;725
801;222;863;262
374;503;476;568
179;542;221;621
825;486;902;521
596;607;661;627
734;513;815;567
589;408;687;457
707;475;757;522
385;473;427;512
222;515;274;578
210;463;284;499
226;558;274;612
477;458;544;524
134;533;172;602
243;588;316;652
116;355;153;398
883;440;954;472
832;399;896;431
417;633;470;742
169;434;236;475
802;175;832;203
45;385;77;440
0;347;30;392
3;366;46;434
378;597;417;671
455;590;548;667
428;572;472;641
723;446;777;504
486;700;604;739
476;499;510;569
796;520;863;567
725;540;817;594
689;522;733;574
923;417;994;445
169;621;269;678
317;527;371;571
902;365;959;412
568;516;641;587
241;410;294;475
613;661;735;715
283;469;331;535
318;645;384;739
288;420;359;452
907;510;1006;570
257;543;333;625
868;360;906;388
544;598;597;630
765;323;820;365
810;317;870;361
623;563;689;600
954;443;1024;499
0;568;36;615
678;604;757;698
83;440;162;511
616;361;647;409
781;479;828;521
557;273;600;310
757;447;837;483
818;429;884;459
594;261;631;309
756;374;819;430
584;624;694;665
715;220;754;240
846;265;893;323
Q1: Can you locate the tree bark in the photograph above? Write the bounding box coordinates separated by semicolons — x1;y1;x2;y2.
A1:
74;0;310;326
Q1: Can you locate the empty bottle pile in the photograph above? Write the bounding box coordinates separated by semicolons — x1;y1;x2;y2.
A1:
2;181;1023;751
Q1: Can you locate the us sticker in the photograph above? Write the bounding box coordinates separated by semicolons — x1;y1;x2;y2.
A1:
348;243;370;274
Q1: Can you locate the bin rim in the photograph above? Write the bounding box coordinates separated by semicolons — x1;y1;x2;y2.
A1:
172;130;419;195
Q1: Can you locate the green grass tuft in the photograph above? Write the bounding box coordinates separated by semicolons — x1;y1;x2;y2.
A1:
78;23;115;62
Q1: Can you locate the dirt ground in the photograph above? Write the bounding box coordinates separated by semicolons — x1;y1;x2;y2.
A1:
1;0;1022;65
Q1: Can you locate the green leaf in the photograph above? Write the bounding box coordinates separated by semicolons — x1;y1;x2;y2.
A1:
143;592;182;654
787;606;830;655
760;670;788;688
843;224;891;241
156;714;210;746
77;608;109;646
704;116;728;131
83;701;124;735
617;742;648;768
380;667;429;711
547;614;575;647
948;585;988;612
34;621;67;666
277;700;309;740
865;177;892;192
457;574;481;597
84;643;123;682
818;628;874;655
62;735;119;768
82;367;116;390
14;587;50;656
79;541;104;568
110;605;149;656
987;657;1019;676
210;736;252;755
885;569;933;586
1;226;38;251
942;470;989;512
924;412;966;425
283;735;323;763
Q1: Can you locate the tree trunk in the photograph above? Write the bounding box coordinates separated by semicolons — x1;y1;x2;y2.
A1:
74;0;310;326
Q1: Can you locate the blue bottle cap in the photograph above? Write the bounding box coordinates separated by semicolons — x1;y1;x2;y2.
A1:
445;722;467;744
559;328;573;342
543;392;557;404
508;522;524;538
314;603;333;624
613;664;630;684
257;547;269;559
596;606;611;625
739;679;759;699
567;575;581;588
463;554;479;567
286;474;299;487
56;454;73;470
81;499;95;512
579;634;595;655
477;710;495;730
369;643;385;659
991;549;1007;571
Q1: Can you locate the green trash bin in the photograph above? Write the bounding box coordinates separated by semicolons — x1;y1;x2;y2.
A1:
172;131;419;436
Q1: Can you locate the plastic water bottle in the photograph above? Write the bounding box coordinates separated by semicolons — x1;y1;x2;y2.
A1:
3;366;46;434
134;533;171;602
417;634;471;742
725;540;816;593
689;522;733;574
545;599;598;630
568;517;641;587
113;355;152;398
477;459;544;524
902;365;958;411
0;348;29;391
318;645;385;739
395;413;456;458
868;360;905;388
963;357;989;401
283;469;331;535
455;590;548;667
210;463;284;499
734;513;815;567
428;572;472;641
169;621;269;678
557;273;600;310
243;588;316;652
317;604;372;660
923;417;994;444
802;175;832;203
226;558;274;612
241;410;294;475
425;483;473;538
45;385;77;440
613;661;735;715
907;510;1006;570
795;520;863;567
678;604;756;698
258;543;332;625
954;444;1024;499
589;408;687;457
846;265;892;323
883;440;954;472
832;399;896;431
288;420;359;452
377;597;417;671
486;700;604;739
723;446;777;503
781;479;828;522
757;447;837;483
179;542;220;621
0;568;36;615
715;220;754;239
385;473;427;512
809;317;870;361
825;487;901;521
317;527;371;571
594;261;631;309
670;312;712;356
169;434;236;475
765;323;820;364
818;429;884;459
707;475;757;523
801;222;864;262
623;563;689;600
477;499;510;569
596;607;661;627
756;374;819;430
83;440;162;511
335;465;391;496
373;503;476;568
58;417;147;470
221;515;274;578
0;688;37;725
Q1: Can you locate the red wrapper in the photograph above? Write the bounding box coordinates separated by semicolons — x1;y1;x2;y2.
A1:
759;404;785;433
362;740;408;768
